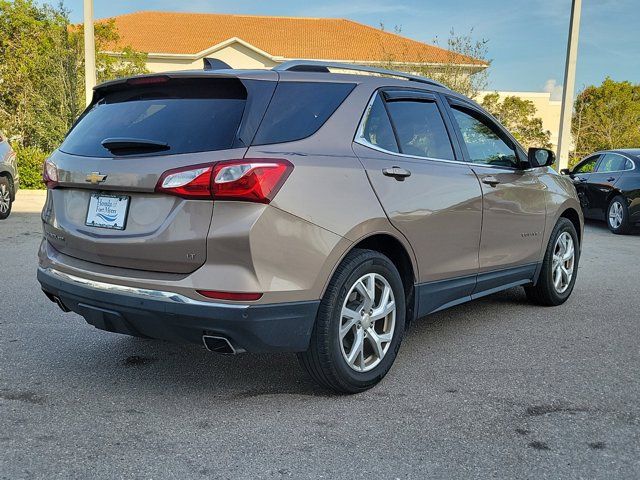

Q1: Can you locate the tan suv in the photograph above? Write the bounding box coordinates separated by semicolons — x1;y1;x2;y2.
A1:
38;61;583;393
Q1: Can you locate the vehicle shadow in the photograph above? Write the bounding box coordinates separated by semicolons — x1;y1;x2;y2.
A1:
584;217;640;235
51;287;531;400
57;331;332;399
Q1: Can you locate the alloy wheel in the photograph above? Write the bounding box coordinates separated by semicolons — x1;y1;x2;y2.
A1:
552;232;575;294
340;272;396;372
609;201;624;229
0;184;10;214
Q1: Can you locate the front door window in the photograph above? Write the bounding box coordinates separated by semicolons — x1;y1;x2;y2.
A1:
450;106;518;168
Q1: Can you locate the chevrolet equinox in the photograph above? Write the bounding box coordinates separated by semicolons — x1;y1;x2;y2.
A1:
38;61;583;393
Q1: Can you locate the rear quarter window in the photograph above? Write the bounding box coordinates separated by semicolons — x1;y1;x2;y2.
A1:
252;81;355;145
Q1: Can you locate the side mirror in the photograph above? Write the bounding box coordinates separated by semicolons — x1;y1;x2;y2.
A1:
528;148;556;168
560;168;571;175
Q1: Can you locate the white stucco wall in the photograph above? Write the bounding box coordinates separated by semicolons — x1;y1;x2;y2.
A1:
479;91;562;149
142;42;279;73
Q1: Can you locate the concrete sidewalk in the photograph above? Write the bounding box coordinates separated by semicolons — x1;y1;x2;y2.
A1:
13;189;46;213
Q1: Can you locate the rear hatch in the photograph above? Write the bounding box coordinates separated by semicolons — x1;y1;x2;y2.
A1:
43;73;276;273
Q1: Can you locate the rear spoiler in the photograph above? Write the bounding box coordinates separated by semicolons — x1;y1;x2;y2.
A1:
93;69;278;97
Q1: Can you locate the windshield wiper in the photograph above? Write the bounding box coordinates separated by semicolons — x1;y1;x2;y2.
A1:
101;137;170;155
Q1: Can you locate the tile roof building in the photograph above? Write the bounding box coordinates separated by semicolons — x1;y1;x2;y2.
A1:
100;11;488;74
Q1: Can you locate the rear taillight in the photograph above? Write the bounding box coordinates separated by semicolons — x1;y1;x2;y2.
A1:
212;159;293;203
155;159;292;203
43;159;58;189
156;164;213;199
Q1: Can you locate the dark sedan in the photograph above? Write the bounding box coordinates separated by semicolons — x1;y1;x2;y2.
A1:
562;149;640;234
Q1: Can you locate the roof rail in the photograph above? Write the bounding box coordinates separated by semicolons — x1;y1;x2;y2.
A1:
274;60;447;89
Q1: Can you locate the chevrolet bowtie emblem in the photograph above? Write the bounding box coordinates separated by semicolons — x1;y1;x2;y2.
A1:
86;172;107;184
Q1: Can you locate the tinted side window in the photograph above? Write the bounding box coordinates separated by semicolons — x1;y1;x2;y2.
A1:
625;159;634;170
451;106;517;168
253;82;355;145
596;153;626;172
361;95;398;153
573;155;599;174
385;100;454;160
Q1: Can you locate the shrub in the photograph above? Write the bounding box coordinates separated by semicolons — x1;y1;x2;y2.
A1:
14;144;47;189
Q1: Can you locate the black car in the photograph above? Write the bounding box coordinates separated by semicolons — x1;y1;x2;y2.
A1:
562;149;640;234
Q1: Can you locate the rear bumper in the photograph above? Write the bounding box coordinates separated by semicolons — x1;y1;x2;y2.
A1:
37;267;319;353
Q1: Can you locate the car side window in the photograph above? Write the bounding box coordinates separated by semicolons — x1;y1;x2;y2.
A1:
596;153;626;173
384;100;455;160
573;155;599;174
450;106;518;168
625;159;634;170
361;95;399;153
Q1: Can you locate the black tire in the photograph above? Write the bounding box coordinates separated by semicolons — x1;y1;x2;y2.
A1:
525;218;580;306
297;249;406;394
606;195;632;235
0;176;12;220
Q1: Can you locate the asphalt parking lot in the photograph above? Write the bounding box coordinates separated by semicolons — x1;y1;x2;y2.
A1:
1;192;639;479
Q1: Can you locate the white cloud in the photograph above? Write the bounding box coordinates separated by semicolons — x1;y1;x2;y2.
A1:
544;79;564;101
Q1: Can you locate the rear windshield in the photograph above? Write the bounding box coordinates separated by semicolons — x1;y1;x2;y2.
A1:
60;78;247;157
252;81;355;145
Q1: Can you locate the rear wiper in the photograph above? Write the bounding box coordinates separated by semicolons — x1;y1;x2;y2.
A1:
101;137;170;155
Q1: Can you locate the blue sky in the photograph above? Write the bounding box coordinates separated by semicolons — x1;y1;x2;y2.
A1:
55;0;639;95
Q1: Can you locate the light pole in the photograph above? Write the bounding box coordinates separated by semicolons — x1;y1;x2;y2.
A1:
557;0;582;170
83;0;96;106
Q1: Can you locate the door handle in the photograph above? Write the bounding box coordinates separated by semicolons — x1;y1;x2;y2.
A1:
606;176;615;182
576;177;588;183
382;166;411;180
481;176;500;187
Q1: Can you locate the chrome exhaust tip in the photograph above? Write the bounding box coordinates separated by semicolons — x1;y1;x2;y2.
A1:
43;291;71;313
202;335;237;355
53;296;71;313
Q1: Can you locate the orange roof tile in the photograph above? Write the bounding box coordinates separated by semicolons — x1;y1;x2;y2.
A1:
99;11;486;66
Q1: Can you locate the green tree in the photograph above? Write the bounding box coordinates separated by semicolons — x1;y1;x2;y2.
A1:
481;93;552;149
378;26;490;99
0;0;147;187
425;29;490;99
572;78;640;162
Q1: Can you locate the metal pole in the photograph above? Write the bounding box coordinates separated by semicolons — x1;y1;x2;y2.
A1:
83;0;96;106
557;0;582;170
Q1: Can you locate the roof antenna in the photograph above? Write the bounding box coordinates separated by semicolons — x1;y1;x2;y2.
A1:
203;58;232;70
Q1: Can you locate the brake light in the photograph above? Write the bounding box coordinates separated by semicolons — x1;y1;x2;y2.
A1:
212;159;293;203
155;159;293;203
126;75;170;86
196;290;263;301
43;159;58;189
155;164;213;199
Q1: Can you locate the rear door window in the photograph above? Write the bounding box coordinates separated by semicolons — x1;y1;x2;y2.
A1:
596;153;626;172
360;95;399;153
60;78;247;157
252;82;355;145
385;99;454;160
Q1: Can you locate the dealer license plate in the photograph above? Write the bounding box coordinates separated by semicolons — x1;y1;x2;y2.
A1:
85;194;130;230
